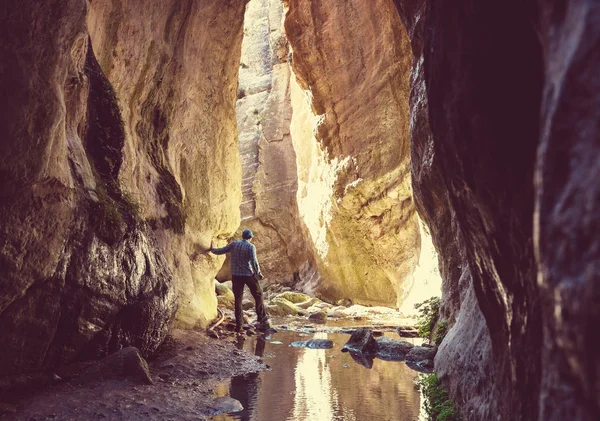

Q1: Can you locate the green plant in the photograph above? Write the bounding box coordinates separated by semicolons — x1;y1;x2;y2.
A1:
415;297;441;339
433;320;449;346
416;374;461;421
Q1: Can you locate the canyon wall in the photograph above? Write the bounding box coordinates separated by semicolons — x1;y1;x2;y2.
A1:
285;0;421;307
223;0;318;287
394;0;600;420
0;0;246;377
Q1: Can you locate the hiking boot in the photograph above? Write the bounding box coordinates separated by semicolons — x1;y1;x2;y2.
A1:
255;317;272;332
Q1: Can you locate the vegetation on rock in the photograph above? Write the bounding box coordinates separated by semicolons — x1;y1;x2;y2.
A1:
433;320;449;346
416;374;461;421
415;297;440;339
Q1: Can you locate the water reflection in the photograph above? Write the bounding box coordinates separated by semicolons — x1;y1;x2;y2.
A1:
213;331;421;421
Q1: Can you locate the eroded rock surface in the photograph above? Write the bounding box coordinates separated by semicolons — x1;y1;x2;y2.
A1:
285;0;420;307
394;0;600;419
228;0;318;287
0;0;247;377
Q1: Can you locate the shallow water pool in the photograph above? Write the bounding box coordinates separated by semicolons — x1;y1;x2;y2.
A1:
212;329;424;421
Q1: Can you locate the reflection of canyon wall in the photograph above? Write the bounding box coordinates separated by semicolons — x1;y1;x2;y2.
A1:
0;0;246;376
285;0;420;307
231;333;420;421
225;0;318;286
394;0;600;420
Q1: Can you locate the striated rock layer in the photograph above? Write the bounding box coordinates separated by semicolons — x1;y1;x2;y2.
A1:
285;0;421;307
221;0;318;287
0;0;246;377
394;0;600;420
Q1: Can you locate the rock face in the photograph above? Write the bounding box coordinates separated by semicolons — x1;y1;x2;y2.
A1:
230;0;318;287
0;0;246;377
284;0;420;307
394;0;600;420
87;0;246;328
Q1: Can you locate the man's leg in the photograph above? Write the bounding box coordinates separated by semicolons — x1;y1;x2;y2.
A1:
245;275;267;323
231;275;245;331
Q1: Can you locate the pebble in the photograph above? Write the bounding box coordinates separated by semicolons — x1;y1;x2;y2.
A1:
270;341;283;345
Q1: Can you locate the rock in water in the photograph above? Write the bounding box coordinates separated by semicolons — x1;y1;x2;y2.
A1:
405;346;437;365
396;326;419;338
376;337;414;361
290;339;334;349
342;328;378;354
212;397;243;415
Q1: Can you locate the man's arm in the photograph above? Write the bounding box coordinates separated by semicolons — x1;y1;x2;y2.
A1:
251;244;263;279
210;242;232;255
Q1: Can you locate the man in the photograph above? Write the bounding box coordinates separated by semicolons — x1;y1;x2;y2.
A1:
210;229;270;332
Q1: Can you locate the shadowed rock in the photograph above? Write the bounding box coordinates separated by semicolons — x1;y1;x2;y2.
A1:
376;337;414;361
404;346;437;363
341;328;378;354
73;347;153;385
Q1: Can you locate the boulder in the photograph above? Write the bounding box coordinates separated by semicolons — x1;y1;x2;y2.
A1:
217;295;235;311
396;326;419;338
290;339;334;349
376;337;414;361
405;346;437;364
296;297;322;309
274;292;312;304
73;347;153;385
341;328;378;354
267;298;302;316
308;310;328;323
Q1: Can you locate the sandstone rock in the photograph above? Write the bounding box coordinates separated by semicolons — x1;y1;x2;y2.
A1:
376;337;414;361
73;347;153;385
267;298;301;316
290;339;334;349
342;328;378;355
0;0;247;377
274;292;312;304
286;0;420;307
233;0;318;288
216;282;235;310
217;296;235;311
308;311;328;324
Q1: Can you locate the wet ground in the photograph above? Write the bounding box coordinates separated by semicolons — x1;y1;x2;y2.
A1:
4;314;425;421
213;323;425;421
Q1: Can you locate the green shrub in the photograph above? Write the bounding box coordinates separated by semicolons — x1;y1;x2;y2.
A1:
434;319;449;346
416;374;461;421
415;297;441;339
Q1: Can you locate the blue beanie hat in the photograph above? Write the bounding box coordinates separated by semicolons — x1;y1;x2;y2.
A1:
242;229;254;239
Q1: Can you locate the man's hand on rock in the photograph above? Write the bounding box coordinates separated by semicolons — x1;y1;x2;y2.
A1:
258;273;264;280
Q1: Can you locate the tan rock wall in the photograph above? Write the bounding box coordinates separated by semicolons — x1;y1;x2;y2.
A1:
0;0;247;377
87;0;247;328
225;0;318;286
285;0;420;307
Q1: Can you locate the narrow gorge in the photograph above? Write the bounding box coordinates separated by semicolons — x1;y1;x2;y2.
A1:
0;0;598;420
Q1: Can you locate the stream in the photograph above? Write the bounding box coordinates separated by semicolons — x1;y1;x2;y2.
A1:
212;326;426;421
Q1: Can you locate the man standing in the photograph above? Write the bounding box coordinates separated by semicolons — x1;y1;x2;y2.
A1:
210;229;270;332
